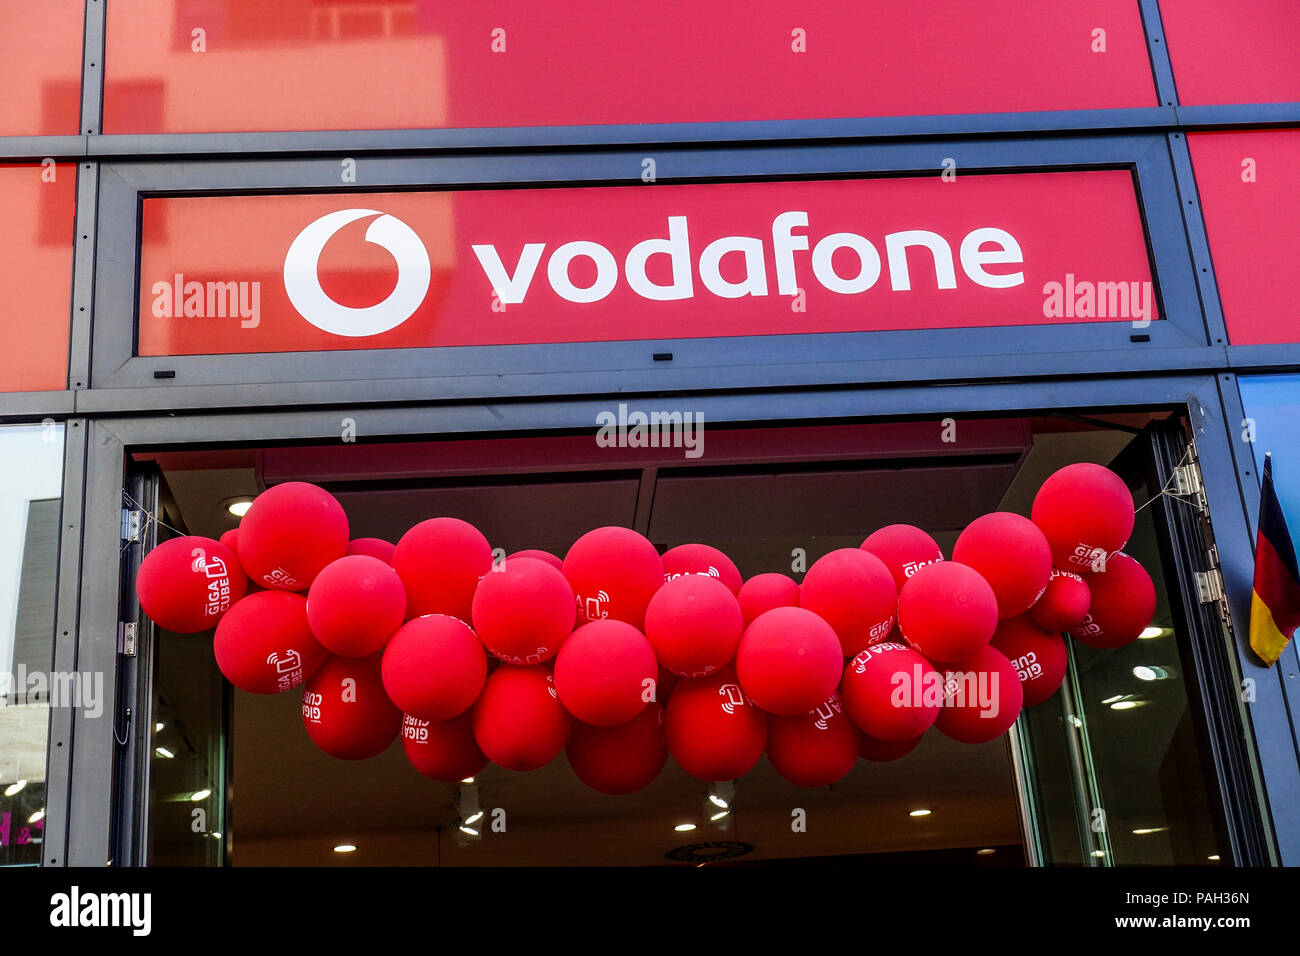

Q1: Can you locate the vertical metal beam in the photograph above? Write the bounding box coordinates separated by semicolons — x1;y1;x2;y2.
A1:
1138;0;1180;109
40;419;87;867
79;0;106;137
61;420;126;865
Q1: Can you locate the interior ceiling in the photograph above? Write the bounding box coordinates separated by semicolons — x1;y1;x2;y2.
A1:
147;414;1152;866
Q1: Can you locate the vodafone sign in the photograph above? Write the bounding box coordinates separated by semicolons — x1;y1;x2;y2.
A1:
137;171;1153;357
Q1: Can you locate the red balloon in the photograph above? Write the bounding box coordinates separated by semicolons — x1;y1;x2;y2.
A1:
508;548;563;571
990;615;1068;707
553;619;658;726
766;692;861;787
799;548;898;655
562;526;664;629
392;517;492;621
897;561;999;663
301;653;401;760
471;557;576;664
306;555;406;657
953;512;1054;619
401;712;489;783
566;703;668;795
213;591;328;694
137;535;247;633
347;537;396;564
219;528;240;554
238;482;349;591
736;573;800;626
840;641;941;741
1031;463;1135;574
935;644;1024;744
858;730;923;762
472;664;572;771
735;607;843;716
381;614;487;720
661;543;743;595
861;524;945;593
643;574;744;678
1030;569;1092;632
664;669;767;781
1070;552;1156;649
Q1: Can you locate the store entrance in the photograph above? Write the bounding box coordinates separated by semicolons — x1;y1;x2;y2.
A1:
113;409;1240;866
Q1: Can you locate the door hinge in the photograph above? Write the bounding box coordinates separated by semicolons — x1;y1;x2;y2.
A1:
121;508;142;543
118;621;137;657
1194;568;1225;605
1172;460;1208;514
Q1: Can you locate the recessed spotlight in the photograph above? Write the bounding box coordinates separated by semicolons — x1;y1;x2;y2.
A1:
674;823;697;832
1139;626;1167;640
1110;700;1142;710
155;747;174;759
223;497;254;518
908;808;932;818
461;777;475;784
976;848;996;856
1131;827;1168;835
3;780;26;797
190;789;211;802
28;808;44;824
333;844;357;853
1208;854;1220;861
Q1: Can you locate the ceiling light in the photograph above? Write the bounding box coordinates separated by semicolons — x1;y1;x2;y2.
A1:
1131;827;1168;835
707;781;736;810
1208;854;1220;861
1092;850;1106;858
155;722;164;733
976;848;996;856
28;808;44;824
1067;715;1083;728
710;810;730;822
1139;626;1167;639
3;780;26;797
333;844;357;853
1110;700;1142;710
458;825;480;837
1101;694;1125;705
224;497;254;518
1133;666;1158;681
908;808;932;817
155;747;174;759
463;810;484;826
190;789;211;802
674;823;697;832
461;777;475;784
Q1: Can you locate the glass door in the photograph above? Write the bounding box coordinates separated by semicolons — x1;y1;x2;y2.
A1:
1015;419;1272;866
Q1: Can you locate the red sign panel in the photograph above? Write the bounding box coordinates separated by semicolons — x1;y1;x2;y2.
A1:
104;0;1155;134
136;171;1155;357
1189;130;1300;346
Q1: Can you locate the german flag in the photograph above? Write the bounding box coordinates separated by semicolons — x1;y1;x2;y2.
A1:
1250;453;1300;666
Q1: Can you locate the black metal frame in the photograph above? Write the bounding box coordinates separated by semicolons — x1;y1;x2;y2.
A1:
0;0;1293;867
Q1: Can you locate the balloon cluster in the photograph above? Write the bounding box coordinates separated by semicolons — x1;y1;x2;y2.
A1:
135;463;1155;793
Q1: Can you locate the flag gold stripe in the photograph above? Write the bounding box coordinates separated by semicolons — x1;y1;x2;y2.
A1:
1250;590;1292;666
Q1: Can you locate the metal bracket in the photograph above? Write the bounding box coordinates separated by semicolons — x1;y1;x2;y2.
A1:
118;621;137;657
121;509;142;543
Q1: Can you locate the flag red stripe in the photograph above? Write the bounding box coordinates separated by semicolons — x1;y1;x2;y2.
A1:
1254;531;1300;637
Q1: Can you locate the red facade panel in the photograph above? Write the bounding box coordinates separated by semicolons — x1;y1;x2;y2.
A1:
104;0;1156;134
1160;0;1300;106
0;1;85;136
0;164;77;392
1189;130;1300;346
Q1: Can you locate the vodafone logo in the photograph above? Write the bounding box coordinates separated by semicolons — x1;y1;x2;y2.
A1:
283;209;430;337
